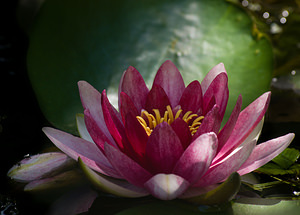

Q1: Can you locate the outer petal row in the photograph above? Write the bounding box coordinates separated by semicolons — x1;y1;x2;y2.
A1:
214;92;271;162
194;139;257;187
42;127;121;178
238;133;295;175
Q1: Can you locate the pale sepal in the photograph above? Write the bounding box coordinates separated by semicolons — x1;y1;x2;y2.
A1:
7;152;75;183
24;169;83;191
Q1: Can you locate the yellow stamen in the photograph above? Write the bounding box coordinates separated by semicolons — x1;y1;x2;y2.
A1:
175;109;183;119
136;105;204;136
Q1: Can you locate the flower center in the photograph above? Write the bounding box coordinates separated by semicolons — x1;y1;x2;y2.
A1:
136;105;204;136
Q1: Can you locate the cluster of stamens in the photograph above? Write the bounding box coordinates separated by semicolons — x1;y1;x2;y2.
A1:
136;105;204;136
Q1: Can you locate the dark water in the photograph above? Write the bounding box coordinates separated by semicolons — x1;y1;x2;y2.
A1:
0;1;48;214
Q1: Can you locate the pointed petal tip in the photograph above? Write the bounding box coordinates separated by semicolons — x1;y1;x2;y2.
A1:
77;80;87;87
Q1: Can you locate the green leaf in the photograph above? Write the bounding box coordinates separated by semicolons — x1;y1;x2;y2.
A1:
272;148;300;169
27;0;273;133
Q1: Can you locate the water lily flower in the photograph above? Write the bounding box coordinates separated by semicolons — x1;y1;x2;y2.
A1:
43;60;294;201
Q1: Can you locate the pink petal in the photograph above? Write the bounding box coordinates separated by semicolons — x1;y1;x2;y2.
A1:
173;133;218;184
238;133;295;175
171;118;192;149
118;66;149;112
42;127;121;178
78;81;113;143
125;111;149;162
145;85;171;115
84;109;116;152
104;143;152;187
145;122;184;174
203;96;216;116
192;105;221;140
144;174;190;200
194;140;256;187
101;90;132;155
214;92;271;162
179;80;203;115
201;63;226;94
153;60;185;107
79;158;149;198
217;95;242;152
202;73;229;119
119;92;139;124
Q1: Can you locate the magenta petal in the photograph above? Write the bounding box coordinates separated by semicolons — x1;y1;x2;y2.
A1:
192;105;221;140
202;73;229;119
101;90;130;152
201;63;226;94
84;109;115;152
179;80;203;114
215;92;271;161
153;60;185;107
171;118;192;149
78;81;113;142
217;95;242;152
203;96;216;116
104;143;152;187
145;85;171;115
238;133;295;175
125;112;149;161
118;66;149;112
145;122;184;174
42;127;121;178
144;174;190;200
119;92;139;124
194;140;256;187
173;133;218;184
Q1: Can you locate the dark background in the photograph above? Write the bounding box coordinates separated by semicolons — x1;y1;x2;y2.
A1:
0;1;47;213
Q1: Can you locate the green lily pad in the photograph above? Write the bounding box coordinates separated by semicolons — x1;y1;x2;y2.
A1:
232;198;300;215
27;0;273;133
115;200;233;215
